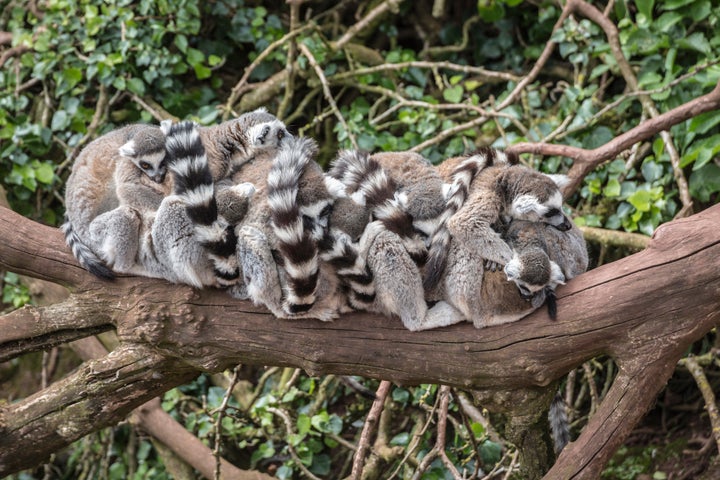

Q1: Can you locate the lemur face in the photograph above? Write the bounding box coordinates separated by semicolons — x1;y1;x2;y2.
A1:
510;180;573;231
119;137;168;183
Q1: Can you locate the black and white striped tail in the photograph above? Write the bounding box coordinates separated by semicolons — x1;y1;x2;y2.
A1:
267;136;321;314
549;392;570;455
324;150;427;310
61;218;115;280
164;120;239;286
423;147;518;291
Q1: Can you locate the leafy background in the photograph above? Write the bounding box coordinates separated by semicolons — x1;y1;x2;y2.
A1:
1;0;719;478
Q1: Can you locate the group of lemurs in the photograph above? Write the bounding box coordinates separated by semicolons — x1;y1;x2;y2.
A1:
63;109;588;453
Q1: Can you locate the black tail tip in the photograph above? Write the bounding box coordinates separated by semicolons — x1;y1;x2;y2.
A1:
87;262;116;281
545;288;558;320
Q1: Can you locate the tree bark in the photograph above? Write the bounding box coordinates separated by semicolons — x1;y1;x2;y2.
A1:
0;203;719;477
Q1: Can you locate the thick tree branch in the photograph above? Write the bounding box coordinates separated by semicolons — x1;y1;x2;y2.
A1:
507;81;720;195
0;204;719;477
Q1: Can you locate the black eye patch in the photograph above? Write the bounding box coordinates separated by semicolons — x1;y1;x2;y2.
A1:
544;208;561;218
320;204;332;219
139;162;151;170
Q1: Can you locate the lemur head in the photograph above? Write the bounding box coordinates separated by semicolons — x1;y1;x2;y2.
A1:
505;167;573;231
238;107;291;152
118;124;169;183
504;248;566;307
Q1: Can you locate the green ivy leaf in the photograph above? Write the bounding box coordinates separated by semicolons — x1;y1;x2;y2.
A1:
34;162;55;184
628;189;652;212
443;85;463;103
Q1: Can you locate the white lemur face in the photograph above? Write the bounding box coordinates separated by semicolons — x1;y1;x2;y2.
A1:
118;137;168;184
510;176;573;231
241;107;291;150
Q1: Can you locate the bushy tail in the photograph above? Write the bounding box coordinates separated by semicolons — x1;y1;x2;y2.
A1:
423;147;518;292
330;150;426;265
61;218;115;280
164;120;239;286
549;392;571;455
267;136;321;314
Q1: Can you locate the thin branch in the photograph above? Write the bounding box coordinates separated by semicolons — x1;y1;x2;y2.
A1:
579;226;650;250
298;42;358;149
329;60;519;83
213;365;242;480
350;380;392;480
331;0;404;51
679;355;720;455
267;407;322;480
224;25;314;119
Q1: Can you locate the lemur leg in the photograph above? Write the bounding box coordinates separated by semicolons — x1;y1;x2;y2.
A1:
448;215;514;268
89;206;142;273
151;196;214;288
423;301;468;329
441;241;491;328
235;225;285;316
365;227;429;331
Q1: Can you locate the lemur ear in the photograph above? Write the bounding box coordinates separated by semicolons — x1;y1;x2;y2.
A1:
512;194;542;215
441;183;453;199
545;174;570;189
159;119;173;135
549;261;566;287
503;254;522;281
118;140;137;158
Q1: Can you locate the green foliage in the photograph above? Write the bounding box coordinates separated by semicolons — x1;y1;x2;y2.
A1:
2;272;31;310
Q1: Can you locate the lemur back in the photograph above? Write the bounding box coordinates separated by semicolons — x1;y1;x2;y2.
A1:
62;123;171;279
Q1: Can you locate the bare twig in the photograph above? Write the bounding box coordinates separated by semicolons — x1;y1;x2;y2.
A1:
331;0;404;51
567;0;693;215
213;365;241;480
349;380;392;480
298;42;358;149
679;355;720;455
224;25;314;118
267;407;323;480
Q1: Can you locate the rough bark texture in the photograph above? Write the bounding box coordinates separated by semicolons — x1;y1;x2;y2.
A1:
0;203;719;478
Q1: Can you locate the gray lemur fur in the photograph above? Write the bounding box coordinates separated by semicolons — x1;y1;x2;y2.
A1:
424;218;588;329
321;150;450;331
90;120;255;288
224;135;344;321
64;108;285;283
62;122;172;279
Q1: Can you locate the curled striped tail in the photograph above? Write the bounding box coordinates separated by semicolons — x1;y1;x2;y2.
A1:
331;150;426;264
164;120;240;286
267;136;321;314
423;147;518;292
61;217;115;280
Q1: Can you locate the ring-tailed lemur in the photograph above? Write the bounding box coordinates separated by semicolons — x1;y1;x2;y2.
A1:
226;135;343;320
424;153;573;297
62;122;172;279
63;108;288;280
424;217;588;329
549;392;571;455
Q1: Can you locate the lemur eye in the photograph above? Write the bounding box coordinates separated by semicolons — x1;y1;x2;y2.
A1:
139;161;151;170
544;208;560;218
